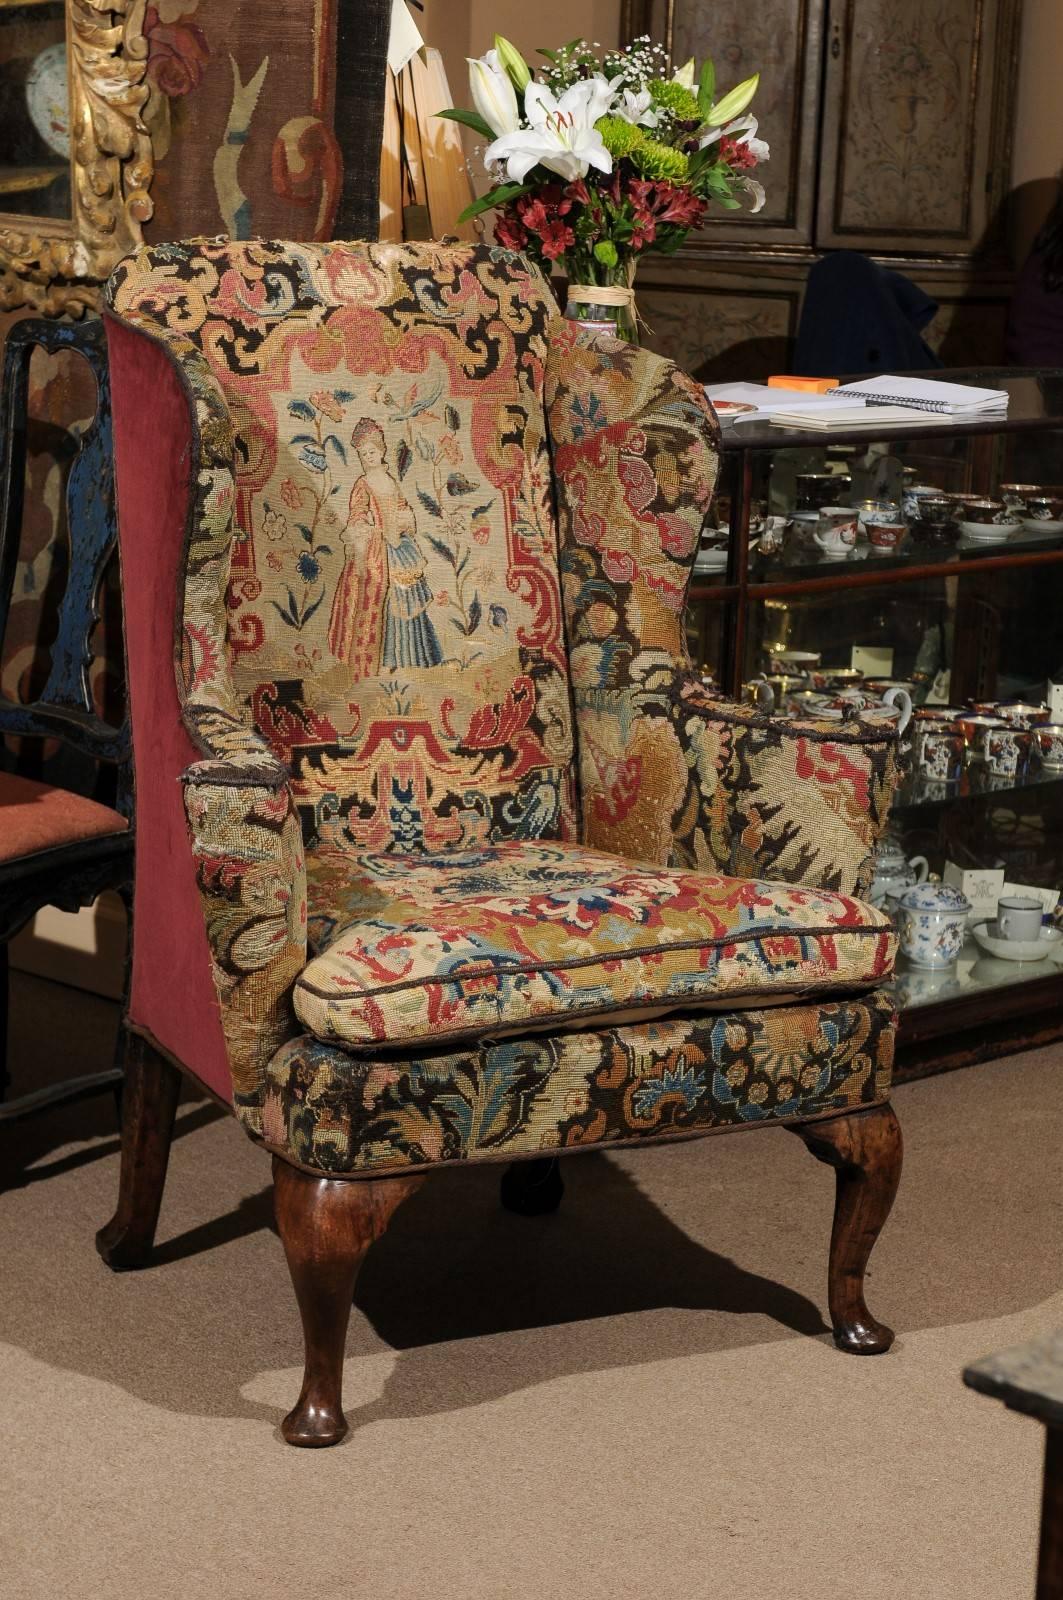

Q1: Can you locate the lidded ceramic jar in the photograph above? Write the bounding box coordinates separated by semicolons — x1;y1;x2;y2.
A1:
896;883;971;970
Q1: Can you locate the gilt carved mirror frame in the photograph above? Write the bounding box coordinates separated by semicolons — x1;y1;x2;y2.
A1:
0;0;154;317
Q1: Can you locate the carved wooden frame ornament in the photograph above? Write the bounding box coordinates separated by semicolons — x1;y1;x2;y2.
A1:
0;0;154;317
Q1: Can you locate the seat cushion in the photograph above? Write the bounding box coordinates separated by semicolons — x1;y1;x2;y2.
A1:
296;841;895;1052
0;772;128;863
258;990;897;1174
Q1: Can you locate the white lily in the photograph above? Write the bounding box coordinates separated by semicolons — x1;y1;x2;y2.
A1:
612;84;659;128
485;76;616;183
468;48;519;138
699;113;770;165
672;58;696;90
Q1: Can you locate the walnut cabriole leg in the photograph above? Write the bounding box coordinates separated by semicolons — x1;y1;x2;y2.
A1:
794;1103;903;1354
96;1030;181;1270
272;1157;424;1448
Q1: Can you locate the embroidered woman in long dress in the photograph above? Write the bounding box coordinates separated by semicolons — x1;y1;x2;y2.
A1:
327;419;442;673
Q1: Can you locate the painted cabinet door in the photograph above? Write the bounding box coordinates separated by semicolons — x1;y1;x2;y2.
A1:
815;0;1018;255
623;0;826;246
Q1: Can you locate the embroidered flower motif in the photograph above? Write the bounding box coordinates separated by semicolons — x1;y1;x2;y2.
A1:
281;478;303;511
262;507;287;541
143;4;209;97
296;552;321;584
310;390;343;423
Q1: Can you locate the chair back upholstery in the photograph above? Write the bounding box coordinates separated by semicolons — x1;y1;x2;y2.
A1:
107;239;577;851
0;318;130;809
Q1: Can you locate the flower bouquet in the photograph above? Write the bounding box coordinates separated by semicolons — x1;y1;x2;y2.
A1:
441;34;767;340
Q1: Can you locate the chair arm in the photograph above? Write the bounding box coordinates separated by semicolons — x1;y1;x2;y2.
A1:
180;774;307;1101
577;655;900;899
668;669;901;898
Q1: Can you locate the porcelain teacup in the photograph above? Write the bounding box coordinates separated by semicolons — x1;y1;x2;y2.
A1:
813;507;858;555
917;722;964;781
1035;723;1063;769
995;896;1043;942
982;723;1031;779
999;483;1042;512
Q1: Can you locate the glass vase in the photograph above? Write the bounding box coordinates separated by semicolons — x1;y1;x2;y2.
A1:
563;269;639;344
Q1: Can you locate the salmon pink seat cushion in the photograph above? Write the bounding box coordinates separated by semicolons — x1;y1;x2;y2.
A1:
0;772;128;862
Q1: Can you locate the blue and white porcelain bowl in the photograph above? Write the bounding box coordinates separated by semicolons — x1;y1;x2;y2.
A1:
897;883;971;969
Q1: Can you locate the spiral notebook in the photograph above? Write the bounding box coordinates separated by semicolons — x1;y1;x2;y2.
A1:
831;375;1009;414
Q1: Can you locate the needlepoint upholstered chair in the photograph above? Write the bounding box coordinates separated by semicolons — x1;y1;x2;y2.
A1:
101;238;904;1447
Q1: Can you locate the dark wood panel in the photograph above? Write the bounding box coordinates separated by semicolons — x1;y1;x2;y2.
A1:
623;0;825;248
816;0;1020;257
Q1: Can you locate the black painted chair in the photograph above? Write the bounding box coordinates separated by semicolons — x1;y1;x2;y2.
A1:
0;318;133;1120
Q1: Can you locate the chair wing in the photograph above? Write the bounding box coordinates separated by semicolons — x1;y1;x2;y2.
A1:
545;322;901;898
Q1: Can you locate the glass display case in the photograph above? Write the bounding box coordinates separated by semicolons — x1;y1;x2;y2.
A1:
689;369;1063;1074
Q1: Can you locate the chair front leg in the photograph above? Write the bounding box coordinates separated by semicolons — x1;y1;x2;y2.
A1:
96;1030;182;1269
794;1102;902;1354
273;1158;424;1447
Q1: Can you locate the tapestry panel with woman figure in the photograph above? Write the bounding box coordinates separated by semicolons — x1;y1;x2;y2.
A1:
327;417;443;675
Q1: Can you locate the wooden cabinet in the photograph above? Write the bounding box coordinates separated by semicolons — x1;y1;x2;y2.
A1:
622;0;1023;377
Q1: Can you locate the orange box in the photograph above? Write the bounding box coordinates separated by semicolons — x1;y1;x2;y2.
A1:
767;374;839;392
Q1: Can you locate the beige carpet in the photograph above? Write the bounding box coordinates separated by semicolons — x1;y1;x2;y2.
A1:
1;972;1060;1600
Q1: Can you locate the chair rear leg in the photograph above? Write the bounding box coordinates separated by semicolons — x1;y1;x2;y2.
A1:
273;1158;424;1447
500;1156;564;1216
96;1030;181;1270
794;1102;902;1354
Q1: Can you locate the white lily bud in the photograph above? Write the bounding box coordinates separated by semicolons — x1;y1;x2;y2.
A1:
672;58;696;90
468;49;520;137
706;73;760;128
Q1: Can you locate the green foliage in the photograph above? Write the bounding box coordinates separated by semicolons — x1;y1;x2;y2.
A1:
458;182;532;223
697;59;716;117
593;240;619;267
437;107;493;140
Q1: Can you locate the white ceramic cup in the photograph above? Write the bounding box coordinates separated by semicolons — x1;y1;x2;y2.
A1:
813;507;858;555
995;896;1043;942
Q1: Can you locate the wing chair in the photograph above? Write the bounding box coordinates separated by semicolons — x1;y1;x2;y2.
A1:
101;237;903;1447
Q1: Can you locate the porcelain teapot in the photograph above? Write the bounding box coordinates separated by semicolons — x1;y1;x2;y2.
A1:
869;838;929;910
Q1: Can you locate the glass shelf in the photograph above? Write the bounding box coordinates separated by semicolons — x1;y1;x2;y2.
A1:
748;521;1063;586
892;940;1063;1011
893;762;1063;813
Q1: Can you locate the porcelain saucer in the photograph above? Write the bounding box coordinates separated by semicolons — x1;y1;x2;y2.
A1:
1021;517;1063;534
970;920;1063;963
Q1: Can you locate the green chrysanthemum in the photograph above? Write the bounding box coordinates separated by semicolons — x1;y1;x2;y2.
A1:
631;138;689;182
596;115;644;161
647;78;701;122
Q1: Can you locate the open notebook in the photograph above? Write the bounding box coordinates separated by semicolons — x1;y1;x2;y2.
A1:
831;376;1009;414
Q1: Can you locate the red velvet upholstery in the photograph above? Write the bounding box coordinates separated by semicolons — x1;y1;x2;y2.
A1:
104;314;232;1104
0;773;127;860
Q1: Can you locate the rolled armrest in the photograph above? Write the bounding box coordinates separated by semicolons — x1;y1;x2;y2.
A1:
670;673;901;897
577;656;900;899
182;778;307;1100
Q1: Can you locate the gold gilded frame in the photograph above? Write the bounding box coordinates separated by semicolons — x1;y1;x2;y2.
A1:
0;0;154;316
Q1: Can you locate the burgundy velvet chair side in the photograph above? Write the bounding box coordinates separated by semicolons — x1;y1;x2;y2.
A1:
104;313;231;1104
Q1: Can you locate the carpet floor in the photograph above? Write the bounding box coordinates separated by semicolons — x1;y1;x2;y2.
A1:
1;971;1061;1600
